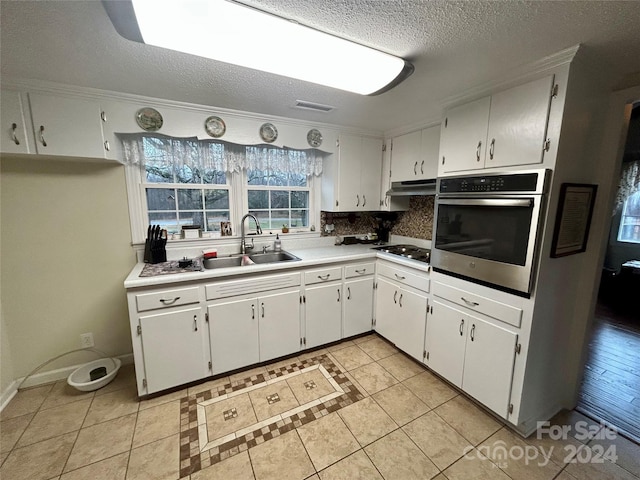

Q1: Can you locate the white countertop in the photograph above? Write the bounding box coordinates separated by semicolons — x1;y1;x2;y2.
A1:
124;243;430;289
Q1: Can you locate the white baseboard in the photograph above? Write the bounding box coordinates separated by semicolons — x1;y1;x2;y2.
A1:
0;353;134;413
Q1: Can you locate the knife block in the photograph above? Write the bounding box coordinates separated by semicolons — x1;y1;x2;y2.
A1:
144;238;167;263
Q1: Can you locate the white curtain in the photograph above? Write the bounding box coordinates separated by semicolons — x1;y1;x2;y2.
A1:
118;133;324;176
613;160;640;214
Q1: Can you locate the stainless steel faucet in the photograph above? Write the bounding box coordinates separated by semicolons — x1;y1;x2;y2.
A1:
240;213;262;254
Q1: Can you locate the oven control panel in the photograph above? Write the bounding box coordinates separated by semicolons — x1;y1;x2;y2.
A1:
438;171;544;194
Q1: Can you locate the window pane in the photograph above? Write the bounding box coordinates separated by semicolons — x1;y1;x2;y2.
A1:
178;211;204;228
145;163;173;183
175;164;202;184
291;191;309;208
203;170;227;185
271;210;289;228
270;190;289;209
248;169;269;186
270;171;289;187
204;190;229;209
146;188;176;211
289;172;307;187
149;212;178;234
248;210;270;230
177;189;203;210
248;190;269;209
205;211;230;232
291;209;309;227
618;191;640;243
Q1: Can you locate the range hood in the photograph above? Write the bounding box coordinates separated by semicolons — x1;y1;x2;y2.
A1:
386;179;437;196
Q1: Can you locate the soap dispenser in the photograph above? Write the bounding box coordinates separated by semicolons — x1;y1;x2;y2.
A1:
274;234;282;252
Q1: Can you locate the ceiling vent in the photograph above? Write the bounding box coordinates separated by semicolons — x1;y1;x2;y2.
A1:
293;100;335;113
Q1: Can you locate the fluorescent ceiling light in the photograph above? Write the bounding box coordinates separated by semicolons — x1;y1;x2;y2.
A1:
103;0;414;95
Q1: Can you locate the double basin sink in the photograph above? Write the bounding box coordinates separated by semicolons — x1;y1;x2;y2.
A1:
203;251;301;269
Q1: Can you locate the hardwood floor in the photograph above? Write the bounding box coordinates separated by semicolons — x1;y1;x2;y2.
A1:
577;300;640;443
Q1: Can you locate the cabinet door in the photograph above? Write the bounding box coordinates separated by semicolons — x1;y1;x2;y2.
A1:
139;307;210;394
394;287;428;362
390;130;422;182
440;97;491;173
337;134;363;210
208;298;260;375
419;125;440;179
374;277;399;344
343;277;374;337
28;92;106;158
462;317;518;418
259;289;301;362
485;75;554;168
305;283;342;349
359;136;382;210
1;90;33;154
424;301;467;387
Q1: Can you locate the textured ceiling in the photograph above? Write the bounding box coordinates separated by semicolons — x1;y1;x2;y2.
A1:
1;1;640;133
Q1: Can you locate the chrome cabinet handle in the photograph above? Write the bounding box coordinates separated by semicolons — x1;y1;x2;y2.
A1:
470;324;476;341
39;126;47;147
355;269;366;274
394;291;398;304
356;194;360;207
104;140;110;151
337;289;341;302
261;303;265;318
384;195;389;206
11;123;20;145
193;315;198;332
100;111;107;122
399;294;403;307
476;141;482;161
252;304;255;319
159;296;180;305
489;138;495;159
395;273;406;280
317;274;331;281
461;297;479;307
347;287;351;300
459;319;464;336
420;160;424;174
362;195;366;206
414;161;418;175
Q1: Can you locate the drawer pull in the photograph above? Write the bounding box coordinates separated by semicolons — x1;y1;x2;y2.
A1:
399;294;403;307
347;287;351;300
317;274;331;280
459;319;464;336
355;269;367;274
193;315;198;332
461;297;479;307
261;302;265;318
395;274;406;280
337;289;341;302
159;296;181;305
470;324;476;341
394;291;398;304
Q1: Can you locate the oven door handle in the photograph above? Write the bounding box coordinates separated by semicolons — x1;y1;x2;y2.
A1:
438;198;533;208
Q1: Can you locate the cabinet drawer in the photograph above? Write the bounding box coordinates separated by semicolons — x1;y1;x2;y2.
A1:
136;286;200;312
344;262;375;278
305;267;343;285
377;262;429;292
432;282;522;328
206;272;301;300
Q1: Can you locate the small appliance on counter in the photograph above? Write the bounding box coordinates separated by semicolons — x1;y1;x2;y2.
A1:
144;224;167;264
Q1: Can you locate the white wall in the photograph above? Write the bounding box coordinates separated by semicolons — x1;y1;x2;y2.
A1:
0;156;136;384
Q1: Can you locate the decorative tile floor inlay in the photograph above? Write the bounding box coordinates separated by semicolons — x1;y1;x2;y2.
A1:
178;353;364;477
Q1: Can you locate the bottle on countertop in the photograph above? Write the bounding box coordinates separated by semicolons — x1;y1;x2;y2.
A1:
274;234;282;252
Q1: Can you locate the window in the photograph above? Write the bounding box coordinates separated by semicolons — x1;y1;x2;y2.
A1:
617;190;640;243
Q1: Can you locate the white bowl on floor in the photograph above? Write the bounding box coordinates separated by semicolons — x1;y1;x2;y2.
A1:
67;358;121;392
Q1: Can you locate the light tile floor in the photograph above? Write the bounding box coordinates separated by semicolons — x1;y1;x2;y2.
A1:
1;332;639;480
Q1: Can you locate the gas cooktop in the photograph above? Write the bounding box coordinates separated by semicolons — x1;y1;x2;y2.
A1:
372;244;431;264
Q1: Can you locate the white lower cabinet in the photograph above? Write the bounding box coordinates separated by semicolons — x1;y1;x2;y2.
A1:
375;276;428;362
343;277;374;337
208;297;260;375
425;299;518;418
258;288;301;362
305;282;342;349
138;306;211;394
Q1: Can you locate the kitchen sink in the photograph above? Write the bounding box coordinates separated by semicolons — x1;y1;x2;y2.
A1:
202;251;301;269
248;251;301;264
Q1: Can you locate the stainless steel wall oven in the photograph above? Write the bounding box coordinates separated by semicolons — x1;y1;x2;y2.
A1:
432;169;551;296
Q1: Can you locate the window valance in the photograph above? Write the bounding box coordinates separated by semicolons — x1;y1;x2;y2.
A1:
118;133;324;177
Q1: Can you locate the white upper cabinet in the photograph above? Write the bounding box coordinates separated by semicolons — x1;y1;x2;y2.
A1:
390;125;440;182
28;92;108;159
0;89;34;155
439;75;554;174
323;133;383;211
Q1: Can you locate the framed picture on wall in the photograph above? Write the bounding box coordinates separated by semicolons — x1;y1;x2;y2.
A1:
220;222;232;236
550;183;598;258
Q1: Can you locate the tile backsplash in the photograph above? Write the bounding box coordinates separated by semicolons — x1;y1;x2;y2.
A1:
321;195;435;241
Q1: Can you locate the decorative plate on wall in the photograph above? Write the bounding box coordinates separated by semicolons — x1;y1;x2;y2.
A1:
204;116;226;138
259;123;278;143
307;128;323;147
135;107;163;132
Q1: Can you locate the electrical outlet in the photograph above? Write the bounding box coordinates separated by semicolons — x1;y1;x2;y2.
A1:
80;333;94;348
